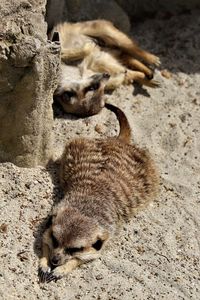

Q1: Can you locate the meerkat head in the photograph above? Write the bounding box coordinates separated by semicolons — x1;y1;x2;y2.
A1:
47;206;109;267
54;68;110;117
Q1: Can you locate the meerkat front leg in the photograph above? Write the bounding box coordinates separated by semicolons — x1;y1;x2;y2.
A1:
86;52;127;90
120;55;154;79
38;229;51;283
105;70;159;90
46;258;81;283
88;52;159;89
124;70;160;87
105;73;126;90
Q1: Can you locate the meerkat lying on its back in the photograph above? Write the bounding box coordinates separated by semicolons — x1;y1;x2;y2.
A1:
38;103;159;283
52;20;160;117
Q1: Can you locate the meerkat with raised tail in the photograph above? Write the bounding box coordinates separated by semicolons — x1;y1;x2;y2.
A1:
38;103;159;283
52;19;161;117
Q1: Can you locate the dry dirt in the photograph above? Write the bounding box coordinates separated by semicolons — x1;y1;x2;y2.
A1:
0;10;200;300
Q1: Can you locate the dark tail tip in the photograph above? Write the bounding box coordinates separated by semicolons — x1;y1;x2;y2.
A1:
105;103;131;143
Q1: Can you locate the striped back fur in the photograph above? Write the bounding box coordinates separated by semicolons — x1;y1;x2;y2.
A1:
59;104;159;233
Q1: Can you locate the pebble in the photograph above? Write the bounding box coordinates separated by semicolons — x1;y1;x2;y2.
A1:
95;124;104;134
161;69;172;79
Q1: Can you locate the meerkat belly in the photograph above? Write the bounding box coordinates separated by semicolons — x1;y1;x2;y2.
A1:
55;23;93;50
62;33;92;50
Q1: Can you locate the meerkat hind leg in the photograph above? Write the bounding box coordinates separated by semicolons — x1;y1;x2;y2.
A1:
81;20;160;66
105;70;159;90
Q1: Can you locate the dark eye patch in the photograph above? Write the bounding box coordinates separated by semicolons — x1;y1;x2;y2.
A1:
51;232;59;248
84;82;100;93
64;247;84;255
92;239;103;251
61;91;76;102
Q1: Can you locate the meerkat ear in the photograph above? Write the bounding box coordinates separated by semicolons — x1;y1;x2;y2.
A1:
52;31;60;43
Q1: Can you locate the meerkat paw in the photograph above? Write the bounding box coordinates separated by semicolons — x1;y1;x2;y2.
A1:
145;79;161;88
38;256;51;283
83;42;96;55
137;78;161;88
124;70;134;85
150;55;161;67
38;265;51;283
46;266;64;283
45;259;80;283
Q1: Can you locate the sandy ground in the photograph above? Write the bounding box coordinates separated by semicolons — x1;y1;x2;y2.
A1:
0;10;200;300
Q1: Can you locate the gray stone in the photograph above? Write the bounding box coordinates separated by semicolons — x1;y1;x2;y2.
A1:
0;0;60;167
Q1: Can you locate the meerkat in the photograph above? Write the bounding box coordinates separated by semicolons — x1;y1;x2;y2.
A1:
51;19;161;117
38;102;159;283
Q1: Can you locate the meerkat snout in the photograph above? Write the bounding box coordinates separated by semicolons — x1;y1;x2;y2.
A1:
51;254;61;267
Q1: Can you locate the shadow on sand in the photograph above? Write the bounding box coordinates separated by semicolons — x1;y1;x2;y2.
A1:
33;159;64;258
133;9;200;75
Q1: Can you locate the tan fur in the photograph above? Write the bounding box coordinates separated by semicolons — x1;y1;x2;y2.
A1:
39;103;159;283
52;20;160;116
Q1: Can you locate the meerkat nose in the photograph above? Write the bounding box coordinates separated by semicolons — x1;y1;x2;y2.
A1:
51;255;60;266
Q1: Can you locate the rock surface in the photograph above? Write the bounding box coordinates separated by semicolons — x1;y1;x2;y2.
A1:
1;9;200;300
0;0;60;167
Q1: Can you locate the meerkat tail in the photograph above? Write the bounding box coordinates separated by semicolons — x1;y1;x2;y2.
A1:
105;103;131;143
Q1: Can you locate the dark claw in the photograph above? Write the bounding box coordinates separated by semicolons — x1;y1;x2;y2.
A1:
148;64;156;72
38;267;51;283
38;268;45;283
55;277;61;282
146;72;154;80
46;272;62;283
